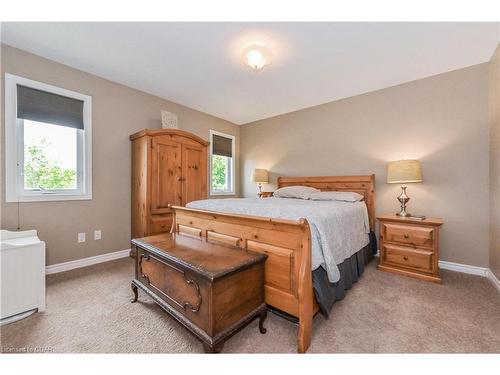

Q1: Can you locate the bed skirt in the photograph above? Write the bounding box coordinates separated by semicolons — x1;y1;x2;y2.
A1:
312;231;377;318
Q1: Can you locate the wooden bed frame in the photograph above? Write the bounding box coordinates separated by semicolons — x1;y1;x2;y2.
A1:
170;175;375;353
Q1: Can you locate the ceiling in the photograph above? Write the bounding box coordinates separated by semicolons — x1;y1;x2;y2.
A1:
1;22;499;124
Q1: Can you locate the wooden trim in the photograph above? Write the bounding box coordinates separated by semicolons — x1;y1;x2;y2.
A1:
207;231;242;247
377;264;441;283
178;225;203;238
129;128;210;146
376;214;443;226
278;175;376;231
296;220;313;353
172;205;309;228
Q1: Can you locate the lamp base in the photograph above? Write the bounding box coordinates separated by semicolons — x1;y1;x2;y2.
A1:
396;184;411;217
256;183;262;197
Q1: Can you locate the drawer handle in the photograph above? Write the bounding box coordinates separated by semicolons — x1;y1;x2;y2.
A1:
139;252;202;313
183;277;202;313
139;253;151;284
404;234;409;239
403;256;409;261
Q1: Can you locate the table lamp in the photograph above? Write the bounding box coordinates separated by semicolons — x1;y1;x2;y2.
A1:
387;160;422;217
252;169;269;195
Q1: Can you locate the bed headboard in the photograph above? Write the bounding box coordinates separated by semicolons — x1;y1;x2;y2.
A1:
277;175;376;231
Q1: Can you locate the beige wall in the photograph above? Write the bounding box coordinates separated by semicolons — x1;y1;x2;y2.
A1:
0;44;240;265
490;43;500;279
1;43;494;270
241;64;490;267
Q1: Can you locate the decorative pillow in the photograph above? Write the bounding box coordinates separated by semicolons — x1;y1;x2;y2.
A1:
309;191;364;202
273;186;320;200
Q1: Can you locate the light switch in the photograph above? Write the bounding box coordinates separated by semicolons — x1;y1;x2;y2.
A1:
78;233;86;243
94;230;102;240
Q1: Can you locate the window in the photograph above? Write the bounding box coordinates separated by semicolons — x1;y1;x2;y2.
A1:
209;130;235;195
5;73;92;202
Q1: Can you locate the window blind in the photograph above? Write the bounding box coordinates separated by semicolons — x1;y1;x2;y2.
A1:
17;85;84;129
212;134;233;158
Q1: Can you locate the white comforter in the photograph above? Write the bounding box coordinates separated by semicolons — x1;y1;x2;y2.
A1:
186;197;370;283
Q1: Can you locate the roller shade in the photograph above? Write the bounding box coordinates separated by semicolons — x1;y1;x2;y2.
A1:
17;85;84;129
212;134;233;158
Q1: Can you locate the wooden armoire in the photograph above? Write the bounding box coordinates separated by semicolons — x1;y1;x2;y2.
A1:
130;129;209;240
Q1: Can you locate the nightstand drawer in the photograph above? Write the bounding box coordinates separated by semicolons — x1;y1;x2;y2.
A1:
382;244;433;272
383;223;435;247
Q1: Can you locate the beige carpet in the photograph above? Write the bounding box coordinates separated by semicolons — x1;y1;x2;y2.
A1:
1;257;499;353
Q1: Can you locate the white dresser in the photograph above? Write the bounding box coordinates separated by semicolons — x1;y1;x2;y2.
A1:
0;229;46;323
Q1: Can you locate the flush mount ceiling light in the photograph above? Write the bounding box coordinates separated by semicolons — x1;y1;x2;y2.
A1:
242;44;273;72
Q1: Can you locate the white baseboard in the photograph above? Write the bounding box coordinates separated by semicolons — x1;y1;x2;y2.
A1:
46;249;130;275
377;253;498;292
487;269;500;293
45;249;500;293
438;260;500;293
438;260;489;277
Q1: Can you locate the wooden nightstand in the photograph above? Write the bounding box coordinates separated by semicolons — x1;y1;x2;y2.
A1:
377;214;444;283
258;191;273;198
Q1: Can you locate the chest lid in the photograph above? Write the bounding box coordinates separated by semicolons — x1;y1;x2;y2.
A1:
132;233;266;280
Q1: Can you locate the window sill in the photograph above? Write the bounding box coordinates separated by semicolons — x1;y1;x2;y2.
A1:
5;193;92;203
210;191;236;197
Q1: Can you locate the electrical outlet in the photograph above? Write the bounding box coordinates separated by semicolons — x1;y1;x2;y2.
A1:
78;232;86;243
94;230;102;240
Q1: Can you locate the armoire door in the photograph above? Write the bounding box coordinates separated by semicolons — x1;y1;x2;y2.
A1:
151;136;182;213
181;144;207;205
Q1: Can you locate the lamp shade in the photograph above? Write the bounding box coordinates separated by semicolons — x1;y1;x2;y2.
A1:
387;160;422;184
252;169;269;183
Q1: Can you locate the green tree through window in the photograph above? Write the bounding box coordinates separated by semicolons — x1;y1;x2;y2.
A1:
212;154;229;190
24;138;76;190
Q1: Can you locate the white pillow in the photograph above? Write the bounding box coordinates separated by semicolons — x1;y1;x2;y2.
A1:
273;186;320;199
309;191;364;202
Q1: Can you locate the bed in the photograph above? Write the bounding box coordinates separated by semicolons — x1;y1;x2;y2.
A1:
170;175;375;353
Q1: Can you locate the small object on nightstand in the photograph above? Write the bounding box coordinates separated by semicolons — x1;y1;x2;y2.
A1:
408;215;426;220
252;169;269;196
377;214;443;283
258;191;273;198
387;159;423;217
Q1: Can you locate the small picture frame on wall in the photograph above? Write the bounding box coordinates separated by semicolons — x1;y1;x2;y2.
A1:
161;110;178;129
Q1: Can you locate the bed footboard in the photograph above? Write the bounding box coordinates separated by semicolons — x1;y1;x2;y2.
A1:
170;205;314;353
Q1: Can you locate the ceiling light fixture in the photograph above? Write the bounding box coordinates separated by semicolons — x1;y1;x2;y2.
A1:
242;44;272;72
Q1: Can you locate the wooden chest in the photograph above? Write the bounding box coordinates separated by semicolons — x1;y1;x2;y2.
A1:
377;214;444;283
131;233;268;353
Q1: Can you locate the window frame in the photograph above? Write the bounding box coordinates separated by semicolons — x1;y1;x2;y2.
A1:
5;73;92;202
209;129;235;196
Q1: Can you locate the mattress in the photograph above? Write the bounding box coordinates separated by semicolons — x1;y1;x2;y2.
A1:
186;197;370;283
